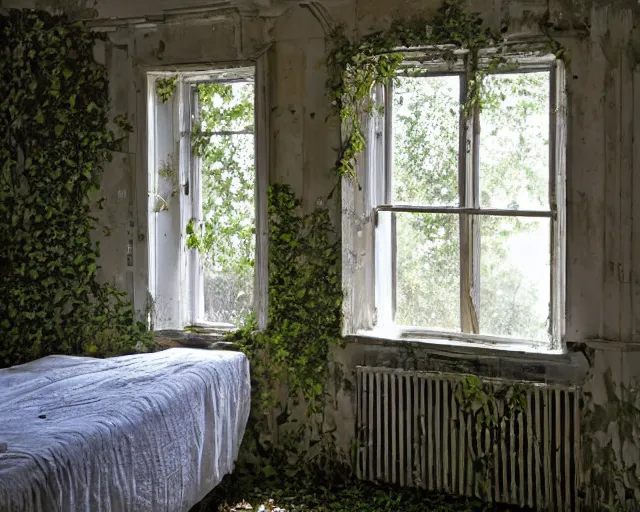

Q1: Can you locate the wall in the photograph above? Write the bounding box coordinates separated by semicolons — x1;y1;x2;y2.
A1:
4;0;640;505
326;2;640;507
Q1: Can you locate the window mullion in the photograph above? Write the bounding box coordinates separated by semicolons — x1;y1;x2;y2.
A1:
374;82;395;329
459;71;470;334
385;81;397;320
469;99;481;335
460;68;480;334
184;82;201;325
550;60;567;348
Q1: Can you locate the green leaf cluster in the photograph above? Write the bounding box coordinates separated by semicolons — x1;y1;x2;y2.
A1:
155;75;178;103
201;466;527;512
224;184;342;470
325;0;497;178
0;10;152;368
227;184;342;409
454;376;527;498
324;0;563;180
581;369;640;509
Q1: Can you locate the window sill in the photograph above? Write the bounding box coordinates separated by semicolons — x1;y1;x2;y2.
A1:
354;328;563;355
153;329;240;351
345;331;589;386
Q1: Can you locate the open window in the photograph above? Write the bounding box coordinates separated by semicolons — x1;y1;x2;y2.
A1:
147;65;267;332
343;52;566;353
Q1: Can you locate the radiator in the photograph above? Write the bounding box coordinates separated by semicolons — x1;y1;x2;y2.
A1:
355;366;580;511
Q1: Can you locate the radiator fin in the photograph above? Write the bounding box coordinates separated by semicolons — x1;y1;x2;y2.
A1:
356;367;580;511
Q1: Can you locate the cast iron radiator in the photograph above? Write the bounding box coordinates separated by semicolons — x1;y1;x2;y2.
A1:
355;366;580;511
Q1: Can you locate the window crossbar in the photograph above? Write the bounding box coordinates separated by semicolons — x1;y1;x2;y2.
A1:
183;130;254;137
375;204;554;218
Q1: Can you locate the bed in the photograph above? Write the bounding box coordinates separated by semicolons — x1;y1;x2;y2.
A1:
0;347;251;512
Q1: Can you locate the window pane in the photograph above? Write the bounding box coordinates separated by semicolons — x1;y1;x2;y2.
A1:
392;75;460;206
197;83;255;325
198;82;254;132
479;216;550;341
479;72;550;210
394;211;460;330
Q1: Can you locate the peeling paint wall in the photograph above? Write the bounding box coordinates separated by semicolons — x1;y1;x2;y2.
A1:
5;0;640;505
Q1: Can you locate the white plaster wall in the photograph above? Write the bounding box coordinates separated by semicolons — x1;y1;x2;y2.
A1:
1;0;318;18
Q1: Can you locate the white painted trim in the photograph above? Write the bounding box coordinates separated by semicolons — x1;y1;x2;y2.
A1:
146;75;158;328
355;329;565;355
254;54;269;330
177;79;193;327
551;59;568;349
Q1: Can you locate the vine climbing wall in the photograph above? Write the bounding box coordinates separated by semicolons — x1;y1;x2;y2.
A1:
0;10;151;368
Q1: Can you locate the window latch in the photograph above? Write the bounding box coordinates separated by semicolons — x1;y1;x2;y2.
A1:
183;180;189;196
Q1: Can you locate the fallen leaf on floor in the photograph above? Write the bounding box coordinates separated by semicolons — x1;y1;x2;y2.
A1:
218;500;288;512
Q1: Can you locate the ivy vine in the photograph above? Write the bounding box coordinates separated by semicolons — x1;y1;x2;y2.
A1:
225;184;343;476
153;153;178;213
581;368;640;510
0;10;152;368
324;0;564;179
454;376;527;497
155;75;178;104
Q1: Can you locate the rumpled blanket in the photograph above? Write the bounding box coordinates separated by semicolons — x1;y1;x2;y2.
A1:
0;348;251;512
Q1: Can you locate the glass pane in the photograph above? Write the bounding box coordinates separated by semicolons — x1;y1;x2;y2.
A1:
479;72;550;210
479;216;550;341
197;82;255;325
393;211;460;330
392;75;460;206
198;82;254;132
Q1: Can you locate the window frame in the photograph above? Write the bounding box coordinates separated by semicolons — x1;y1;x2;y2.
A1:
343;49;567;353
147;62;268;333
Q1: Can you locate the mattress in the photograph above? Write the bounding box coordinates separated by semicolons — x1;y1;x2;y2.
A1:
0;348;251;512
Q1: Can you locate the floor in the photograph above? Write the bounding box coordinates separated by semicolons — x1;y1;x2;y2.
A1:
191;472;531;512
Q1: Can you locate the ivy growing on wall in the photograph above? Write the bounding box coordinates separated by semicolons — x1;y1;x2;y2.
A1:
581;368;640;510
324;0;565;179
225;184;343;476
454;376;527;497
155;75;178;104
0;10;151;368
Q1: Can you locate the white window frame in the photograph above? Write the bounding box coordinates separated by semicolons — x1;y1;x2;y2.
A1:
342;49;567;354
147;61;268;332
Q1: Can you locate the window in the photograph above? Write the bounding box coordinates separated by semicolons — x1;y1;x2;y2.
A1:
147;65;267;331
343;53;566;352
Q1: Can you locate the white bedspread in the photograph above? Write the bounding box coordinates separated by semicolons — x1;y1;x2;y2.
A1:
0;348;251;512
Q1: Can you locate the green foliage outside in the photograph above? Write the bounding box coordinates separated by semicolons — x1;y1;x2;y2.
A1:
193;82;256;324
0;10;152;368
393;72;551;340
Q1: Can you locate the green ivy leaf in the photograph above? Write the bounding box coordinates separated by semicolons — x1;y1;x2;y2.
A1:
0;9;153;369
